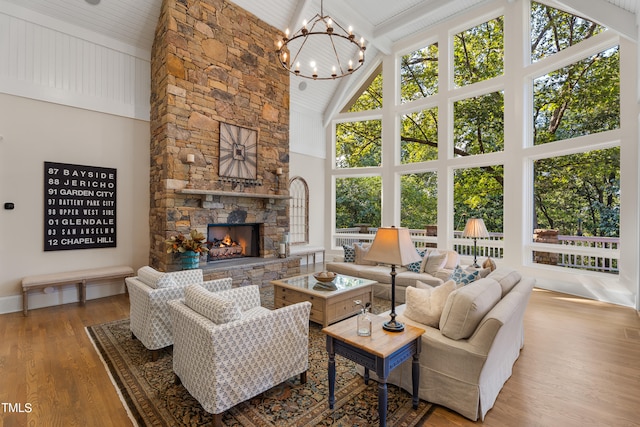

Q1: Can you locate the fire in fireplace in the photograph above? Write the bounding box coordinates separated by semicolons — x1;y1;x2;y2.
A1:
207;223;260;262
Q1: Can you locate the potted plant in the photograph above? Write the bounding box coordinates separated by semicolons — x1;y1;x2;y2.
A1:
166;229;209;269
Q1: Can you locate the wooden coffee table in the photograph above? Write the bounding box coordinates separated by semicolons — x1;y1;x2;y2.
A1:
271;273;375;327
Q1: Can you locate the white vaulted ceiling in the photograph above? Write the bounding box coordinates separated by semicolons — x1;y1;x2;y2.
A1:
1;0;637;116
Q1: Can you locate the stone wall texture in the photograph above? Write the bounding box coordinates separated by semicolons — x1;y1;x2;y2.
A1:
150;0;290;271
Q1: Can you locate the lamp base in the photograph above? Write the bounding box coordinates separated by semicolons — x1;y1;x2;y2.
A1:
383;319;405;332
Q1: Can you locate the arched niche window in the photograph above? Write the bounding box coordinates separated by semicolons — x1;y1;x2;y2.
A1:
289;176;309;244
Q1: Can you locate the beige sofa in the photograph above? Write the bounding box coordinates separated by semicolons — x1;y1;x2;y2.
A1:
362;268;535;421
326;247;461;303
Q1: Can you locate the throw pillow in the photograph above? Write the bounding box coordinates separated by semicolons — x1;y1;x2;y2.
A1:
406;249;427;273
449;265;479;285
343;244;356;263
184;284;242;324
354;243;377;265
403;280;458;327
422;250;448;275
137;266;176;289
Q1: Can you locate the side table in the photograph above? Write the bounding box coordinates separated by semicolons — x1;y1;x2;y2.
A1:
322;315;425;427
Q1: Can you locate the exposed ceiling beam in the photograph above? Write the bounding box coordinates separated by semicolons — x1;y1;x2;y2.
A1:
553;0;637;42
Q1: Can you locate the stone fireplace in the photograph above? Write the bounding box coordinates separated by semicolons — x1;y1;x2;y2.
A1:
148;0;298;281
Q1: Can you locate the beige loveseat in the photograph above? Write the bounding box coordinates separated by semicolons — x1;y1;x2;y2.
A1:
362;268;535;421
326;245;461;303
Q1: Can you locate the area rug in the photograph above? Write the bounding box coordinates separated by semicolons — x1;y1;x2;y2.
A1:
86;293;433;426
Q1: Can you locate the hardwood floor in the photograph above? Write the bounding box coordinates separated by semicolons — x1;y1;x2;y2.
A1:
1;288;638;426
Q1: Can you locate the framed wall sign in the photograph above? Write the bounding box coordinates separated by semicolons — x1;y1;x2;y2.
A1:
219;123;258;180
44;161;117;251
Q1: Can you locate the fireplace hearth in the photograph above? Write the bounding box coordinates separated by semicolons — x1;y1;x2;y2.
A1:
207;223;260;262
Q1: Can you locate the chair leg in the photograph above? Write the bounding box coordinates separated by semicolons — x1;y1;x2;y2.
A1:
151;349;159;362
300;371;307;385
131;332;137;340
212;412;222;427
174;374;181;386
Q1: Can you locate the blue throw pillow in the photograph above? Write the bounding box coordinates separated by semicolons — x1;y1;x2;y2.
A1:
343;244;356;263
406;249;427;273
449;265;479;285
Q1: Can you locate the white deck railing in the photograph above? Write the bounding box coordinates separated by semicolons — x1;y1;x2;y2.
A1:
333;228;619;274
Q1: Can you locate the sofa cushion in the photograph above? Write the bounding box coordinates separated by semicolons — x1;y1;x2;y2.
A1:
470;266;491;279
439;278;502;340
359;265;408;283
422;250;448;275
449;265;480;285
137;266;176;289
487;267;522;296
343;244;356;263
354;243;377;265
184;284;242;324
396;271;443;287
403;280;458;328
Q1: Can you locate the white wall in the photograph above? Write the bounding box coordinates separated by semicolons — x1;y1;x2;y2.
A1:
0;4;151;314
289;104;326;253
0;93;150;312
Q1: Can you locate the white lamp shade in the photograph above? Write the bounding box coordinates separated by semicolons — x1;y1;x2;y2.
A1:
364;226;422;266
462;218;489;238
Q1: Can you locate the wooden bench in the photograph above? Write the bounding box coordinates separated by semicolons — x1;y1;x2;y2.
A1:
21;265;134;316
290;245;325;270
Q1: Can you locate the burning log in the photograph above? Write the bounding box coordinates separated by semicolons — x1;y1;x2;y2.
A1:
209;233;244;260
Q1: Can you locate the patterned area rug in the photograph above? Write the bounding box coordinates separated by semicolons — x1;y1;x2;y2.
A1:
86;290;433;426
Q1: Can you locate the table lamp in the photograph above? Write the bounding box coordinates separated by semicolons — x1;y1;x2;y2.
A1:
462;218;489;268
364;226;421;332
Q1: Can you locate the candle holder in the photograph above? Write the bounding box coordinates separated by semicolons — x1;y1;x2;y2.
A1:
185;154;195;189
275;167;283;193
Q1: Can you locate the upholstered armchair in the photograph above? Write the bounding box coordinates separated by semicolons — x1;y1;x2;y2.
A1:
168;284;311;427
126;267;232;357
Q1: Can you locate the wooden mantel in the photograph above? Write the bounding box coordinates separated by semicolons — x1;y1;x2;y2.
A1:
176;189;290;200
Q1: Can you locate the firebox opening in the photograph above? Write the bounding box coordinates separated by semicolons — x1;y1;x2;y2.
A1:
207;223;260;262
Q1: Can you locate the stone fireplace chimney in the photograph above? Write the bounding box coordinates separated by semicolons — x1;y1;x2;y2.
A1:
149;0;290;271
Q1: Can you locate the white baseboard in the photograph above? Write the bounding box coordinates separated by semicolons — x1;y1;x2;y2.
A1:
0;282;126;315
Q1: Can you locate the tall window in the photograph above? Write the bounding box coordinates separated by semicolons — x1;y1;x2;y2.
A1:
529;2;620;274
289;177;309;244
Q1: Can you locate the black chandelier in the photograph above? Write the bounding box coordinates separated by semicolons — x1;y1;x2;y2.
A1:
276;0;366;80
